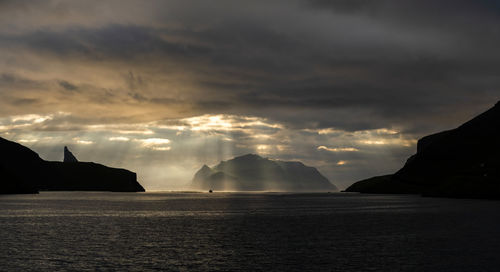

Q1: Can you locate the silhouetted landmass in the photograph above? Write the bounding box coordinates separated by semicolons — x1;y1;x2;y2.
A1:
0;137;145;194
0;164;39;194
346;101;500;199
192;154;337;191
0;137;44;194
344;175;421;194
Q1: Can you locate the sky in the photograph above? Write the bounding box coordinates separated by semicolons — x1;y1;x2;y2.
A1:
0;0;499;190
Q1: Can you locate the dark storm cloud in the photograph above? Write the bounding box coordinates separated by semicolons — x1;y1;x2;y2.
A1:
2;1;500;188
3;14;495;133
11;98;40;106
306;0;500;20
1;23;316;78
0;73;43;88
0;25;208;61
58;80;78;91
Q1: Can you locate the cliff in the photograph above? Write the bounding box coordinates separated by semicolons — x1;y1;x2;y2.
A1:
0;137;44;194
0;137;145;194
346;101;500;199
192;154;337;192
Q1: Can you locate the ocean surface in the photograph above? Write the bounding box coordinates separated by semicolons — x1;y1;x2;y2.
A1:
1;192;500;272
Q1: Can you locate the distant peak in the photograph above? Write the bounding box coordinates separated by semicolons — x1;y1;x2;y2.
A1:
234;154;263;160
201;164;211;170
63;146;78;163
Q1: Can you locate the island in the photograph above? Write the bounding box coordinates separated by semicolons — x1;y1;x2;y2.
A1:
346;101;500;199
0;137;145;194
192;154;337;192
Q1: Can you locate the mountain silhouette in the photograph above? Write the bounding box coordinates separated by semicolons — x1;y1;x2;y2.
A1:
0;137;41;194
0;137;145;194
192;154;337;191
346;101;500;198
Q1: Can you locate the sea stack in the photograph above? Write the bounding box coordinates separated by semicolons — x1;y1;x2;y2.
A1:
64;146;78;163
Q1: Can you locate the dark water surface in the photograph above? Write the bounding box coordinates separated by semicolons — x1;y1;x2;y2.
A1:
1;192;500;271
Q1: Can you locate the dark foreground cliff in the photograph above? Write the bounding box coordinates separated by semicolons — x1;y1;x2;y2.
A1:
346;101;500;199
192;154;337;192
0;137;145;194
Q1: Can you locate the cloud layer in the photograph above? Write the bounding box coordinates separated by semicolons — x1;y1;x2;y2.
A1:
0;1;498;189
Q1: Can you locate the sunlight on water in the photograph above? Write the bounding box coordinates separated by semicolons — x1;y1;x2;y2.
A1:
1;192;500;271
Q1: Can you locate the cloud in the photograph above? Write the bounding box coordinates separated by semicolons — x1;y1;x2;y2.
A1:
136;138;171;151
109;136;130;142
59;80;78;91
318;146;359;152
0;5;497;133
1;1;499;189
73;137;94;145
336;160;347;166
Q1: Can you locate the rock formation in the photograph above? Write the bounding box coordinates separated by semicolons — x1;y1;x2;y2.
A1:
192;154;337;192
0;138;41;194
0;137;145;194
64;146;78;162
346;101;500;199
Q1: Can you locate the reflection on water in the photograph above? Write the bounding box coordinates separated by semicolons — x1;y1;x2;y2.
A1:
1;192;500;271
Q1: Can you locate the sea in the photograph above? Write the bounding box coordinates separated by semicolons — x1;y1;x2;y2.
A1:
1;192;500;272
